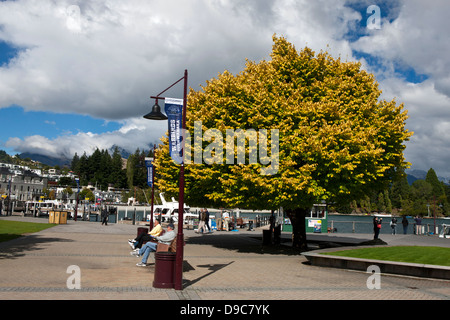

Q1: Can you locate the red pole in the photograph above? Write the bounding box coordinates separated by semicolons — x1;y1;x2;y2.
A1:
174;69;188;290
150;145;156;230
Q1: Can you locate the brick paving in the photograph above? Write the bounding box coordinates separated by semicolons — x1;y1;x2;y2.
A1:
1;216;450;301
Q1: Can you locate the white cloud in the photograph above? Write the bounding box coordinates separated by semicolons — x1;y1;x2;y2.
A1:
379;78;450;177
1;0;450;177
5;117;168;159
0;0;363;120
0;0;363;159
350;0;450;176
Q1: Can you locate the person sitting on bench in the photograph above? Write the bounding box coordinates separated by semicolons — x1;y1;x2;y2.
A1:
133;223;176;267
128;218;163;250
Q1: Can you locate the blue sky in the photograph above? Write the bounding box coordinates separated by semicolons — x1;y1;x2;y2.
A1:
0;105;121;155
0;0;449;177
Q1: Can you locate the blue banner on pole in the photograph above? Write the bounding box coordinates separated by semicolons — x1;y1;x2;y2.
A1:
165;98;184;164
145;158;153;187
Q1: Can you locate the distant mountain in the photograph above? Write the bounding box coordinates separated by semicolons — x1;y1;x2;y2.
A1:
19;152;72;167
406;169;427;180
109;145;133;159
406;174;418;185
17;144;154;168
406;169;450;185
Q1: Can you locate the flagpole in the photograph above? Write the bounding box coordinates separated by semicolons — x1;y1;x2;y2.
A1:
174;69;188;290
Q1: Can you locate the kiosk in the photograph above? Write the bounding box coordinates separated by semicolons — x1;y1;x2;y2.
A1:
282;203;328;233
439;224;450;239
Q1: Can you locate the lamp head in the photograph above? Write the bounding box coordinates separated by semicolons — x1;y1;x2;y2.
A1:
143;101;168;120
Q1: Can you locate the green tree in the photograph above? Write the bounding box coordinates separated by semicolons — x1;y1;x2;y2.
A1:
70;152;80;171
59;176;75;187
377;192;386;213
403;179;432;216
426;168;444;199
154;36;412;250
74;152;89;185
79;188;94;202
411;180;432;201
109;147;127;188
384;189;392;213
126;149;148;189
390;171;411;209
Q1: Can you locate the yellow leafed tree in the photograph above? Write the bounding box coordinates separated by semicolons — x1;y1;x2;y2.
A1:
153;36;412;250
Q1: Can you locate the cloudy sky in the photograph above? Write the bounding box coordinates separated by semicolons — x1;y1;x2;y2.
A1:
0;0;449;177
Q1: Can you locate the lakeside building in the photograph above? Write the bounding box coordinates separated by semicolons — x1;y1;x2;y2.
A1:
0;166;47;202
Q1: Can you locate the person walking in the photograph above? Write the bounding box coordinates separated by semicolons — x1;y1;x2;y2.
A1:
223;211;230;232
196;209;207;233
216;210;223;231
101;208;108;226
204;208;211;233
401;216;409;234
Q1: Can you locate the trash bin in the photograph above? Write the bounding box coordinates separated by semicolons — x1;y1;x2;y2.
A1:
58;211;68;224
153;252;176;289
273;224;281;245
49;211;67;224
262;229;272;245
49;211;55;224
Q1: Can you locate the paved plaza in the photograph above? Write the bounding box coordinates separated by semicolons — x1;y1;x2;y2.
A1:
1;216;450;301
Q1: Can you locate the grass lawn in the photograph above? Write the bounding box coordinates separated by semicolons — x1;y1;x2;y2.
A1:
0;220;56;243
321;246;450;267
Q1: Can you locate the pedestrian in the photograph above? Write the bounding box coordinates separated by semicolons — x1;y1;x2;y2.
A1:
101;208;108;226
216;210;223;231
414;216;423;235
390;216;397;235
373;216;382;239
204;208;211;233
223;211;230;232
196;209;207;233
401;216;409;234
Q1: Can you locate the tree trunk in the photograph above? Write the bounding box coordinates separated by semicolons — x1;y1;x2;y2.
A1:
286;207;308;251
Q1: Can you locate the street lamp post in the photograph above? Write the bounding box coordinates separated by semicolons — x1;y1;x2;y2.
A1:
147;144;156;230
143;69;188;291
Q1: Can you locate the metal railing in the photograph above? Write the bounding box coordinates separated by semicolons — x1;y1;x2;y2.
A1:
329;220;443;235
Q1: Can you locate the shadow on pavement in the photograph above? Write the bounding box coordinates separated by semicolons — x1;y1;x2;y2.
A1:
185;233;302;256
0;234;73;260
184;261;235;287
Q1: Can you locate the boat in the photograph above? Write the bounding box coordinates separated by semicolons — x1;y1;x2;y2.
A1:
373;214;392;218
25;200;86;219
146;193;196;224
25;200;63;217
439;224;450;239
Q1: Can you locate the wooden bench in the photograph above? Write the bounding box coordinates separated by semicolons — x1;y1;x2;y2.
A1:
156;236;177;252
156;236;185;252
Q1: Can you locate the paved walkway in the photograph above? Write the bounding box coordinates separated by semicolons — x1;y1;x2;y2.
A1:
1;216;450;300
